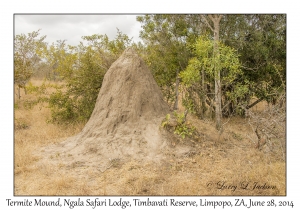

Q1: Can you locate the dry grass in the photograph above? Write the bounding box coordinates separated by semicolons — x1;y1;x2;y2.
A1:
14;79;286;196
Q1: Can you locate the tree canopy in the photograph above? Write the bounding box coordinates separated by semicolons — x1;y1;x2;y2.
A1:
14;15;286;127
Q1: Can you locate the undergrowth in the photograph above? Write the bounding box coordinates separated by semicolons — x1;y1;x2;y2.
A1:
14;79;286;196
161;111;196;139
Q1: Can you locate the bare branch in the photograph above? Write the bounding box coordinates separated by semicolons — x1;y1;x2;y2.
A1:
246;98;263;109
217;14;223;22
208;14;223;25
247;92;286;159
201;15;214;31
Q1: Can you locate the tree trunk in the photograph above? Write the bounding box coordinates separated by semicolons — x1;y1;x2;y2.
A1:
18;85;21;100
208;14;223;130
174;69;180;110
215;68;222;130
200;67;206;119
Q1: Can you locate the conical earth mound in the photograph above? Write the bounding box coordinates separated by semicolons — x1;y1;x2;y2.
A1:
80;47;170;141
41;48;172;167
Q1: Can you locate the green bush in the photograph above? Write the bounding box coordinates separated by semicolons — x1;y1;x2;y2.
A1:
45;30;132;123
161;111;196;139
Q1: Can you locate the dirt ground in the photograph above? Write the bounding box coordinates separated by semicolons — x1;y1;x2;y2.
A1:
14;83;285;196
14;49;285;196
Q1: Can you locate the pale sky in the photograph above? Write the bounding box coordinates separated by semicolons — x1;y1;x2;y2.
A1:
14;14;143;46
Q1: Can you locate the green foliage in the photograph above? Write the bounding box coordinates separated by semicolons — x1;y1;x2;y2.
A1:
161;114;171;129
14;30;47;98
221;15;286;104
46;30;132;123
18;81;50;110
16;15;285;127
182;95;196;114
173;112;196;139
14;29;132;124
45;41;78;81
180;58;201;86
137;15;193;104
48;90;79;122
174;123;195;139
180;35;242;117
138;14;285;119
181;35;242;85
43;40;72;81
14;56;32;86
161;111;196;139
26;81;49;95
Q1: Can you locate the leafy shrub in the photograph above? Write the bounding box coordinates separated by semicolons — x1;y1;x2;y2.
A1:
173;111;196;139
161;111;196;139
45;30;132;123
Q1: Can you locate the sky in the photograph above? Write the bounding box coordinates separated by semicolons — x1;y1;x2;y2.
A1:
14;14;143;46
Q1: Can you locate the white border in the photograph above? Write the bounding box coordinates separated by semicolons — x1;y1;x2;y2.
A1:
1;0;298;209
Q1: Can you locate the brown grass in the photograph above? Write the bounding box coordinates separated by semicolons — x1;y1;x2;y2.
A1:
14;79;286;196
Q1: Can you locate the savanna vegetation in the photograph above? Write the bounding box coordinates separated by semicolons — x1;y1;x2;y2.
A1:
14;14;286;195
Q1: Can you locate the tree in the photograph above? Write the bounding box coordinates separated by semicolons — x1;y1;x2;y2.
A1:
14;30;47;99
43;39;68;80
241;15;286;106
201;15;223;130
180;35;241;122
220;14;286;108
137;15;193;108
136;14;285;133
47;30;133;123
